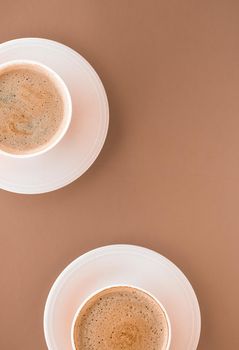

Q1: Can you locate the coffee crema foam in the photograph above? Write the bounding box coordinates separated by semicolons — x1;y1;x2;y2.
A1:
73;286;169;350
0;66;64;154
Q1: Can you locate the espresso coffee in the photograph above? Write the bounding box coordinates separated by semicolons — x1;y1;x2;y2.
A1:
73;286;169;350
0;66;64;154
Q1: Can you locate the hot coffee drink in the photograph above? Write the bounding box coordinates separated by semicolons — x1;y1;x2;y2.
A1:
0;65;64;154
73;286;169;350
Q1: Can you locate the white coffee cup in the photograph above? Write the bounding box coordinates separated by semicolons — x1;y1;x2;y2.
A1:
0;59;72;158
71;285;172;350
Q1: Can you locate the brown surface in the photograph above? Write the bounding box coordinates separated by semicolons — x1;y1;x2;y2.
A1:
0;1;239;349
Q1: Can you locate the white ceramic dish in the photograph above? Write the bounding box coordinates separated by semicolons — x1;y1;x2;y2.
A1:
0;38;109;193
44;245;201;350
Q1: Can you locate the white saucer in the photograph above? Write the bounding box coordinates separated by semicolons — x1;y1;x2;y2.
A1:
0;38;109;194
44;245;201;350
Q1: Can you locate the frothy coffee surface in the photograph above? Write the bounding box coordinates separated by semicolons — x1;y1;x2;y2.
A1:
0;66;64;154
73;286;169;350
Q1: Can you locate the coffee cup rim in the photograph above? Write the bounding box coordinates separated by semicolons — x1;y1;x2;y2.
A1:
71;284;172;350
0;59;72;158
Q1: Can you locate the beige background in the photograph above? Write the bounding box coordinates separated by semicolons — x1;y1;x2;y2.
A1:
0;0;239;349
